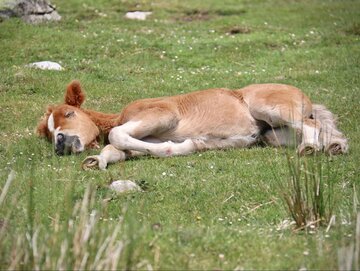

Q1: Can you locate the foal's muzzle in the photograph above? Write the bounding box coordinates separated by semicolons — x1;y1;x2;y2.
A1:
55;133;82;155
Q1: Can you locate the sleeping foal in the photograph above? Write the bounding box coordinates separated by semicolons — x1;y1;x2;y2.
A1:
37;81;348;170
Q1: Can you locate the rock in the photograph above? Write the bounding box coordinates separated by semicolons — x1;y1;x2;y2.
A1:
109;180;142;193
26;61;63;71
0;0;61;24
125;11;152;21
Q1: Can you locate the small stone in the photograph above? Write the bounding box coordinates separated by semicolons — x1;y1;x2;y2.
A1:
125;11;152;21
109;180;141;193
26;61;63;71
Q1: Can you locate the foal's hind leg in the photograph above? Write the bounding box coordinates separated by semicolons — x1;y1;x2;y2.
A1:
260;120;321;155
295;118;321;155
249;103;321;155
311;104;348;155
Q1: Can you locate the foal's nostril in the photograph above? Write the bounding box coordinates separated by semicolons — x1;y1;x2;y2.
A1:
55;133;66;155
57;133;65;143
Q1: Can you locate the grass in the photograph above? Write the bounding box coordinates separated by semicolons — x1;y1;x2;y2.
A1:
0;0;360;269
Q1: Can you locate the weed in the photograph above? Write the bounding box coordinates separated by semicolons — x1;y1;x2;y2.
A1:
275;152;338;230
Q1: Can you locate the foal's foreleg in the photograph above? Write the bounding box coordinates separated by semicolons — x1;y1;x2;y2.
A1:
107;112;197;158
82;144;152;170
82;144;127;170
108;122;196;157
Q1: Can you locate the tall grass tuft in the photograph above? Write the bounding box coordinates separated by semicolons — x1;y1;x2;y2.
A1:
0;174;126;270
276;153;337;230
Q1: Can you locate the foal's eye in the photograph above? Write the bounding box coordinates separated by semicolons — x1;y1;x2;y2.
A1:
65;111;75;118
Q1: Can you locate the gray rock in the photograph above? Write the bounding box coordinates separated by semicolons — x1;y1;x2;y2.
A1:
0;0;61;24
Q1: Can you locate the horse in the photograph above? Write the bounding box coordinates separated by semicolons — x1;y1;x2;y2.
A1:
36;80;348;170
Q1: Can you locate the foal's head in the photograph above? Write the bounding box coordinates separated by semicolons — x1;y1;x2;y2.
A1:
37;81;100;155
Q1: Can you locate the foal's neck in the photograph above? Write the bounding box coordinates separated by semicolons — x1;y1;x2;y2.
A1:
82;108;122;134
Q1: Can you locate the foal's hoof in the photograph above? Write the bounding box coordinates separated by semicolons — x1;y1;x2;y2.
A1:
82;155;107;170
325;142;347;156
298;144;319;156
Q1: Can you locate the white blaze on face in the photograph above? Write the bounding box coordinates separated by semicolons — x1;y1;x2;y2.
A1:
47;113;62;144
48;113;55;133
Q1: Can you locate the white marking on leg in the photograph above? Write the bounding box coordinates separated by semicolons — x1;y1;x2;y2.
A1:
167;139;195;156
100;144;126;163
302;124;320;146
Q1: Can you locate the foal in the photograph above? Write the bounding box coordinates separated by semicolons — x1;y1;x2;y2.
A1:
37;81;348;170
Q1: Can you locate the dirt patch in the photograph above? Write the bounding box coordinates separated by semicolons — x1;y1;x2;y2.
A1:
263;41;282;50
179;9;212;22
177;8;246;22
226;26;251;35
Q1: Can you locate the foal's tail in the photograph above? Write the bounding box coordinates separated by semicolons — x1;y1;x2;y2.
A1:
312;104;349;155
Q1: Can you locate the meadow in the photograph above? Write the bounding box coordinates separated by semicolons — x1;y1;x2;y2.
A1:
0;0;359;269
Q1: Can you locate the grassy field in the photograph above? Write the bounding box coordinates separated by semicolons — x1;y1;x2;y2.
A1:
0;0;360;269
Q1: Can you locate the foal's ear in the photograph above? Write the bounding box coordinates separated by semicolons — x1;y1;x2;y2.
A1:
64;80;85;107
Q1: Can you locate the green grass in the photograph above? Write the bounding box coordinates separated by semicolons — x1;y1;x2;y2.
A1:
1;0;360;269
